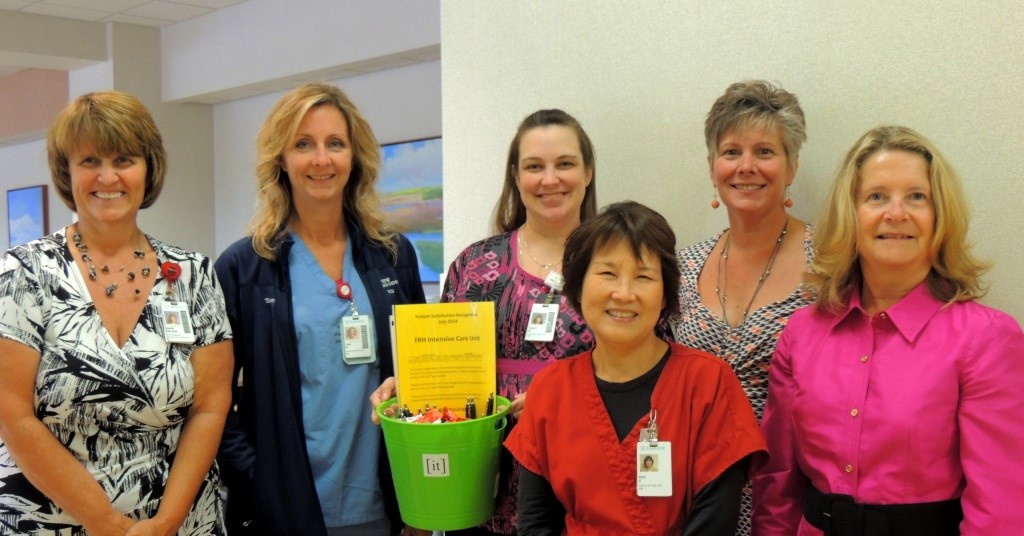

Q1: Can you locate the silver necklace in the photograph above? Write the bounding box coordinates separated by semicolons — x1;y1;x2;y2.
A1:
72;229;152;297
517;231;561;271
715;219;788;328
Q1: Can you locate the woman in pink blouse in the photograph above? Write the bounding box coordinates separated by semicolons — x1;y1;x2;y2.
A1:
753;125;1024;535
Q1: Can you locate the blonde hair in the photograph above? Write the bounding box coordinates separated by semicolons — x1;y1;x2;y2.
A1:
47;91;167;211
811;125;989;312
249;82;394;261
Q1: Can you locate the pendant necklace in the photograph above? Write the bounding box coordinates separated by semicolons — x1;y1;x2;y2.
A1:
72;228;152;297
715;219;788;329
518;231;561;271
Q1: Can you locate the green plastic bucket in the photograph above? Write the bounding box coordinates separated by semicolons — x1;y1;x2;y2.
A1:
376;397;510;531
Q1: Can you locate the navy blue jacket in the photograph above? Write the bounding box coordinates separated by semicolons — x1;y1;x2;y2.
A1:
214;217;425;535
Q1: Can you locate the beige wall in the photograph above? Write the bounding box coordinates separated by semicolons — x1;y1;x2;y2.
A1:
441;1;1024;324
0;68;67;139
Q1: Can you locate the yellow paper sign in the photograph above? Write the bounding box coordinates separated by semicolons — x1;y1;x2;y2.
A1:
392;302;496;417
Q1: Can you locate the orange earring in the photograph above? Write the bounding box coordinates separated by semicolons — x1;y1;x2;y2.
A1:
711;189;720;209
784;185;793;208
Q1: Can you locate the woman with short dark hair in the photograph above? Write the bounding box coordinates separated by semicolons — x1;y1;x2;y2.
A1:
509;201;766;535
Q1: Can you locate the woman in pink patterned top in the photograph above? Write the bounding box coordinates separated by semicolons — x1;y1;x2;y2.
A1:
374;109;597;535
672;80;815;535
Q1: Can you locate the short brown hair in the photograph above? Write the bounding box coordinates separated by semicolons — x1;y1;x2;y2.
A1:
704;80;806;168
493;109;598;234
47;91;167;211
562;201;679;323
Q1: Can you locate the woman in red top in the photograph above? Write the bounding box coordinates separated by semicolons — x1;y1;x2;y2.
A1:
506;201;767;535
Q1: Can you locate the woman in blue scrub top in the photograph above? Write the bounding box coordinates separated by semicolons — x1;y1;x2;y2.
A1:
215;82;426;536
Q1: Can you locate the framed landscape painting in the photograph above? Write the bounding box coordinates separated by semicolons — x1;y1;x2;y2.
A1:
379;137;443;283
7;185;49;248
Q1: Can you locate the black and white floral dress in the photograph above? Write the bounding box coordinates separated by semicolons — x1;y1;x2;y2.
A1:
0;228;231;535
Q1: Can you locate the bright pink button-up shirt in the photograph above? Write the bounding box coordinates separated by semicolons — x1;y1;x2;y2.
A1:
752;283;1024;535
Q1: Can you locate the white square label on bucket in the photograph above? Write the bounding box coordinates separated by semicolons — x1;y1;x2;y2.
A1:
422;454;450;477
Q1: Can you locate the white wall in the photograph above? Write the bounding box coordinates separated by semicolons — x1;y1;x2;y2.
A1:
213;60;442;254
162;0;440;102
441;1;1024;323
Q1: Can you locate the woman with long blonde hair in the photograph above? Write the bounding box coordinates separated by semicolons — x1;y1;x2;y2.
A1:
754;126;1024;535
216;82;425;535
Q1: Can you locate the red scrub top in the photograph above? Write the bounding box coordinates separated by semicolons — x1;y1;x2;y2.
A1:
506;343;767;535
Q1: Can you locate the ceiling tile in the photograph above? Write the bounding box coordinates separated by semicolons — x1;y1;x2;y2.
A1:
124;1;211;22
47;0;149;11
21;3;109;21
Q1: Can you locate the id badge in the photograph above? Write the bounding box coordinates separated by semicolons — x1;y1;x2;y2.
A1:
341;314;376;365
637;441;672;497
524;302;558;342
161;301;196;344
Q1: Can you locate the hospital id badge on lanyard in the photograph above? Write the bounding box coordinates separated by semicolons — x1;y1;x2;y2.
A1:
525;271;564;343
338;279;376;365
160;300;196;344
637;409;672;497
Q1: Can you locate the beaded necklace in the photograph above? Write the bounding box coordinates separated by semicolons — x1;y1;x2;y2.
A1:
72;229;152;297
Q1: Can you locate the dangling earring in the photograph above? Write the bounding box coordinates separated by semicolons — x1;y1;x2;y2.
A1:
711;190;720;209
784;185;793;208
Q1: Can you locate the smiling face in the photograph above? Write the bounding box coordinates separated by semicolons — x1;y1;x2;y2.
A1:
855;150;935;283
69;144;147;226
711;125;794;218
516;125;593;229
581;239;665;352
281;104;353;211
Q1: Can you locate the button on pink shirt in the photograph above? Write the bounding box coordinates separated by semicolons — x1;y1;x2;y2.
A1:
752;283;1024;535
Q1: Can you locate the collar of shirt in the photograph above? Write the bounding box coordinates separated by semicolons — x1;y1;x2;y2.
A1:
829;281;944;343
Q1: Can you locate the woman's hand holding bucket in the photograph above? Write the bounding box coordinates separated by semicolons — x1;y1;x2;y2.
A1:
370;377;399;425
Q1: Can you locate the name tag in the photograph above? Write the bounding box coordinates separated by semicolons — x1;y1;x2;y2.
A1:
161;301;196;344
637;441;672;497
525;302;558;342
342;314;375;365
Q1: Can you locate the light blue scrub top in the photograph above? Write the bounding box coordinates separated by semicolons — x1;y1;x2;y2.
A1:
289;233;386;528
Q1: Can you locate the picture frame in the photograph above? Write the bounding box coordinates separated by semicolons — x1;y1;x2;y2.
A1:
7;185;49;248
380;136;443;284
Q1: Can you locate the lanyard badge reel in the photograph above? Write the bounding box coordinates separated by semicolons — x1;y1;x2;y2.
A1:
637;409;672;496
340;280;376;365
525;271;564;342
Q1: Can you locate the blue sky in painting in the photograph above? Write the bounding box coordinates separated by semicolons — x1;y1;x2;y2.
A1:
379;137;442;192
8;187;44;247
